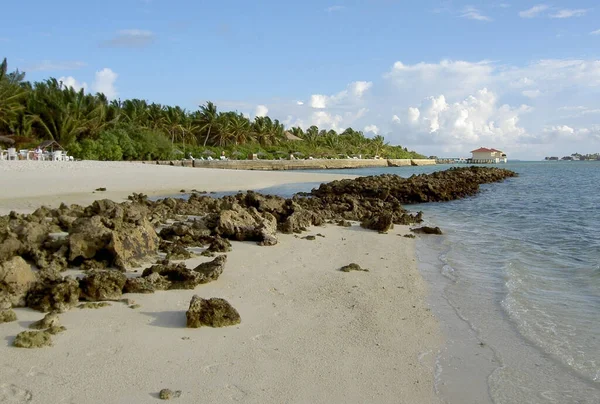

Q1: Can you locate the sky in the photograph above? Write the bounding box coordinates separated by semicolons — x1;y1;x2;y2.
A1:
1;0;599;159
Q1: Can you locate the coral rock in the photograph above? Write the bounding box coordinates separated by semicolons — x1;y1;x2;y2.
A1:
186;295;241;328
79;270;127;301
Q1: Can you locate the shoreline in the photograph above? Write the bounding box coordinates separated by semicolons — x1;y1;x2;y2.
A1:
142;157;437;170
0;160;444;403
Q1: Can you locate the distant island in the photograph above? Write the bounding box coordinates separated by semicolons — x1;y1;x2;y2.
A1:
544;153;600;161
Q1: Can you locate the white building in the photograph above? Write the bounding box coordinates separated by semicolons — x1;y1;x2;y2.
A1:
470;147;507;164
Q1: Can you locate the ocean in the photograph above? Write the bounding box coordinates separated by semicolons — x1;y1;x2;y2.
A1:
307;161;600;403
166;161;600;403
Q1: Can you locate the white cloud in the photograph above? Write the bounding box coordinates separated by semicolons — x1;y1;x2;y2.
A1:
522;89;542;98
406;88;530;145
392;114;402;124
590;29;600;35
58;76;88;92
408;108;420;123
461;6;492;21
254;104;269;117
550;9;588;19
351;81;372;97
296;101;304;105
310;95;328;109
325;5;345;12
385;60;495;100
311;111;344;131
309;81;372;109
59;68;118;99
519;4;549;18
28;60;87;72
364;124;379;134
92;68;118;99
102;29;155;48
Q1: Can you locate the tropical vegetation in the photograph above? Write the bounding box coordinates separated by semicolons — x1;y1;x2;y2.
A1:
0;58;425;161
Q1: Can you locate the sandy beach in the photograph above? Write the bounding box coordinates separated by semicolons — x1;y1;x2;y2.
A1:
0;160;357;215
0;161;443;403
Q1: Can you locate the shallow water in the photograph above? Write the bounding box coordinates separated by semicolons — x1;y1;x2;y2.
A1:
413;161;600;403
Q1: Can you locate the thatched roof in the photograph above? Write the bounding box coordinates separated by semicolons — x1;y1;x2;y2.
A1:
38;140;64;150
284;132;303;141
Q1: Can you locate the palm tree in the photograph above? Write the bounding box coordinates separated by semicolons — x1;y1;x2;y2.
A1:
0;59;27;131
370;135;388;156
197;101;219;146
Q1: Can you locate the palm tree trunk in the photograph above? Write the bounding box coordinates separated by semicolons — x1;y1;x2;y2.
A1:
203;126;211;147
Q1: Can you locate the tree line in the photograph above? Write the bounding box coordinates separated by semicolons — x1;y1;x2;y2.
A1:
0;58;424;161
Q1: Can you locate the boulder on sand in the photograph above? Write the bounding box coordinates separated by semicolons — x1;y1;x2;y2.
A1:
29;312;61;330
13;330;53;348
0;309;17;323
186;295;241;328
0;256;37;307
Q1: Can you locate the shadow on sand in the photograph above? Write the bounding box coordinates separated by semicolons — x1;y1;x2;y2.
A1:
140;310;186;328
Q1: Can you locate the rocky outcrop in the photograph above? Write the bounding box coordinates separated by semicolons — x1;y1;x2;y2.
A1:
125;255;226;294
0;256;37;307
161;241;193;260
79;270;127;301
193;255;226;282
361;213;394;233
68;201;159;270
206;236;231;253
310;166;517;205
211;205;278;246
186;295;241;328
26;273;80;313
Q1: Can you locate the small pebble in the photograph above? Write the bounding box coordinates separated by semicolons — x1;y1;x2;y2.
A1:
159;389;182;400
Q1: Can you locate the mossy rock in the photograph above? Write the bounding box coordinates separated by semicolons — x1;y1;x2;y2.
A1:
13;330;53;348
0;309;17;324
186;296;241;328
339;263;369;272
29;312;60;330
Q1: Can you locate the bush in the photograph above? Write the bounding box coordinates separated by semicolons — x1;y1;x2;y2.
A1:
68;126;174;161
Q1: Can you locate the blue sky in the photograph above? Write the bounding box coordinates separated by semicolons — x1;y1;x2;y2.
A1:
2;0;600;159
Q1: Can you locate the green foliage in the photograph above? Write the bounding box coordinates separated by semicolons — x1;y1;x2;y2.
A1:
0;56;426;161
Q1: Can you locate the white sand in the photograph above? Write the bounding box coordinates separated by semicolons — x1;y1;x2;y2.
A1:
0;160;443;403
0;160;356;215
